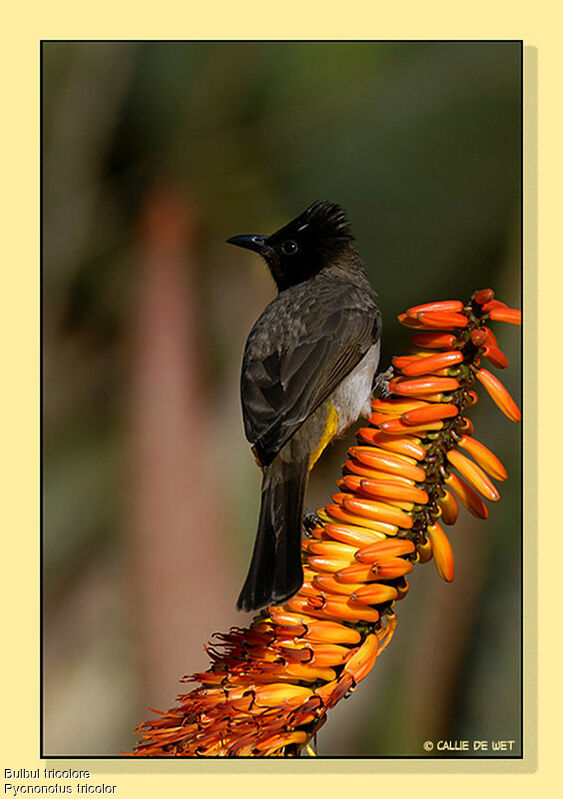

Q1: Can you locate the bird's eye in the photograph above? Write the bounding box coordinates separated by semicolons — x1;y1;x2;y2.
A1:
281;240;298;255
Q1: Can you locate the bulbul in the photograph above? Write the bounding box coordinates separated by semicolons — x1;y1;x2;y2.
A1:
228;201;382;612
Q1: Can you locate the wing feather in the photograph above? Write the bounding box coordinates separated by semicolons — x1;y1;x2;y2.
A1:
241;280;380;466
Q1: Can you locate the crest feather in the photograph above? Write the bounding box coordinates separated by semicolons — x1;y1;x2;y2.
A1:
298;200;354;242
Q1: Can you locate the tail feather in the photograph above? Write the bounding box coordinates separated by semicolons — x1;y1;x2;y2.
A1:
237;456;309;612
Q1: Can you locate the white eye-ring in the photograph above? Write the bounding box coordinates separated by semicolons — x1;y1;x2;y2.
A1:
281;239;299;255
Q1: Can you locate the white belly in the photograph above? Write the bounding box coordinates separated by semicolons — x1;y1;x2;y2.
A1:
331;341;380;434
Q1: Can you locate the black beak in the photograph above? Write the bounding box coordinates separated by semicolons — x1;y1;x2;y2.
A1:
227;234;268;254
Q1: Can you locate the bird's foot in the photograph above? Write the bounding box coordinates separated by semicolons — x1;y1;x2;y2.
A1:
373;365;394;398
303;511;322;536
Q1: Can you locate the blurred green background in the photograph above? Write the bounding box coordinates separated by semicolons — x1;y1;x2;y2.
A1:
42;41;522;757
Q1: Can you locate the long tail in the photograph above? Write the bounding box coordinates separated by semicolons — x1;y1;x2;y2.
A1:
237;456;309;612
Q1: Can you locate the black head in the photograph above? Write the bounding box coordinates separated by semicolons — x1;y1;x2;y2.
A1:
227;201;357;291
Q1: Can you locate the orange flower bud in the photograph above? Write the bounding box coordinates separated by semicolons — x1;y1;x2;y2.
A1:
379;417;444;434
399;350;464;376
253;683;314;708
342;495;414;529
318;595;381;623
391;375;460;396
411;331;458;349
324;503;399;535
400;402;459;425
344;458;415;485
416;310;469;328
371;397;428;414
482;345;509;369
488;307;521;325
458;435;507;481
356;429;427;460
481;326;499;348
357;477;428;505
354;538;416;563
481;299;507;312
343;634;380;682
301;621;361;645
313;573;365;596
444;472;488;519
323;519;386;546
348;446;426;481
439;489;459;525
476;368;521;422
470;328;487;346
397;312;426;328
350;583;399;604
473;288;494;304
427;523;455;582
406;300;464;317
446;449;500;501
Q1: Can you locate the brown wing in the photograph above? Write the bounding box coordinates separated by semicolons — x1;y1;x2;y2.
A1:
241;287;381;467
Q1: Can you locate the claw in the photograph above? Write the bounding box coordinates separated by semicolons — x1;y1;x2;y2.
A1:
372;365;394;398
303;511;323;535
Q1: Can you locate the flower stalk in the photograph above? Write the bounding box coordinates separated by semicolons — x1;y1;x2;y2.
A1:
133;288;520;757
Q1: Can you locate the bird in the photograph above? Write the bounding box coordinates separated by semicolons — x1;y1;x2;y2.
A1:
227;200;382;612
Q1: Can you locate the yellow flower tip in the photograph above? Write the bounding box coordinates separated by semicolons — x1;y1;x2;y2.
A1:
427;523;455;582
476;368;521;422
446;449;500;502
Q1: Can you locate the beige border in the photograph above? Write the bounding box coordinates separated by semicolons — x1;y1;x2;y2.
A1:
2;3;551;795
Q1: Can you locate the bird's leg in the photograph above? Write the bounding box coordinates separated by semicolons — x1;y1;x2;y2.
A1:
373;365;394;398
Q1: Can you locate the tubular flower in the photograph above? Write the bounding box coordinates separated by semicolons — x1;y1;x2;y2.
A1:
133;289;520;757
